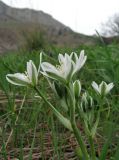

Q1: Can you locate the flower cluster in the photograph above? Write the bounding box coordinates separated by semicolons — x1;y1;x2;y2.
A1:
6;50;87;85
6;51;114;97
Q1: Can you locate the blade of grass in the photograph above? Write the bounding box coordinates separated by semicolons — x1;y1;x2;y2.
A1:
28;120;37;160
99;122;114;160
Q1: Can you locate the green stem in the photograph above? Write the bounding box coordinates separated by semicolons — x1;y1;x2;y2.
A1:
34;87;59;115
89;97;104;159
71;121;89;160
89;135;96;160
34;86;72;131
34;85;89;159
70;98;89;160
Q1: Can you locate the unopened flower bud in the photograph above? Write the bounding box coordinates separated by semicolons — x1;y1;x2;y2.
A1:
73;80;81;98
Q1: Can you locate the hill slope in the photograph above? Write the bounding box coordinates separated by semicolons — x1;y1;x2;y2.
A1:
0;1;96;53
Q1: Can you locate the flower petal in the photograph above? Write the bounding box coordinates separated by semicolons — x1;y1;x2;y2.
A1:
41;62;60;75
73;52;79;62
41;62;66;82
27;60;38;86
38;52;43;73
92;81;100;94
6;73;30;86
63;54;72;79
27;60;32;81
58;54;65;65
106;82;114;94
73;50;87;74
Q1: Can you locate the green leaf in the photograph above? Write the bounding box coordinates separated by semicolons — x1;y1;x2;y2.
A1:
54;110;73;131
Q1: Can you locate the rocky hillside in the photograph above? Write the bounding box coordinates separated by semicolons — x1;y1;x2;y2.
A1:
0;1;96;53
0;1;67;30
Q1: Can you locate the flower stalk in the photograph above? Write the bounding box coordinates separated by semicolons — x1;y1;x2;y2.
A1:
33;86;73;131
70;104;89;159
88;135;96;160
68;86;89;160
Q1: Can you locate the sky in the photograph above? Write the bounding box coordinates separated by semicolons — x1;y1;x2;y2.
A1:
1;0;119;35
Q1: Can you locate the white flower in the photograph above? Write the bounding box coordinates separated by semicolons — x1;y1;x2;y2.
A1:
6;60;38;87
71;50;87;75
92;81;114;95
41;53;73;82
41;50;87;83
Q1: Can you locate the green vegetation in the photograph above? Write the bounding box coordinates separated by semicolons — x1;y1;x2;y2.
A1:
0;44;119;159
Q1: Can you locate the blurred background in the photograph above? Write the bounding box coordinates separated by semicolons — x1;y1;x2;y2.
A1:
0;0;119;53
